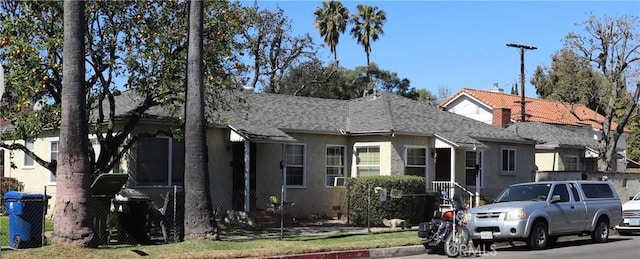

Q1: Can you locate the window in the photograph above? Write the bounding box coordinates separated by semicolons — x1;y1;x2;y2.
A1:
136;137;184;186
405;147;426;177
564;155;578;171
49;141;58;183
465;151;482;186
569;183;581;201
24;140;34;167
355;146;380;176
326;146;345;187
501;147;516;174
285;144;305;187
581;183;614;198
551;184;570;202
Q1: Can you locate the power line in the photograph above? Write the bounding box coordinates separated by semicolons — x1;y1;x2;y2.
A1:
506;43;537;122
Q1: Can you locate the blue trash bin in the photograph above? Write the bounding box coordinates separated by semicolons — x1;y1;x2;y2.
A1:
3;191;51;249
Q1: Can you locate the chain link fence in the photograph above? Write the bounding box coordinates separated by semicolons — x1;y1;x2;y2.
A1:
0;185;186;249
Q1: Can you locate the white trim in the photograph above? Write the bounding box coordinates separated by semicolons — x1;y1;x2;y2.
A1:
564;155;579;171
325;145;346;188
404;145;427;177
353;144;381;177
48;140;58;185
500;146;517;175
23;140;34;168
465;150;483;188
284;143;306;188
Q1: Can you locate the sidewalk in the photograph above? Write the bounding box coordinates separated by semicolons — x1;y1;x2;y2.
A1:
222;223;427;259
261;245;426;259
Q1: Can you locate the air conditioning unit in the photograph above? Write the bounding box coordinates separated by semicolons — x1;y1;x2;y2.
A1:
333;177;347;187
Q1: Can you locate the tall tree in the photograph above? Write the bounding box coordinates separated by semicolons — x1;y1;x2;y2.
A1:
52;0;96;247
314;0;349;67
530;47;604;111
563;15;640;171
349;4;386;95
184;0;217;240
0;1;245;177
239;5;315;92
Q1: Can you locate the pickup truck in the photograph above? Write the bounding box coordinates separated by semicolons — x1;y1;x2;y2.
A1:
467;181;622;250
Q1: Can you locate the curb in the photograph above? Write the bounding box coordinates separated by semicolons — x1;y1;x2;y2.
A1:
370;245;425;258
263;245;425;259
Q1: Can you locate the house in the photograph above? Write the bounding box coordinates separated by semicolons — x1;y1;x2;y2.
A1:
440;87;630;172
3;90;536;218
506;121;598;171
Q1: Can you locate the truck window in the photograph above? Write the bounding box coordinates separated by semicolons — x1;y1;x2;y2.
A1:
581;183;614;198
570;183;581;201
552;184;570;202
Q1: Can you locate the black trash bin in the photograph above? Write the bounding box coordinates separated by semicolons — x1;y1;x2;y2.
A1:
91;173;129;245
3;191;51;249
113;188;152;244
423;192;441;222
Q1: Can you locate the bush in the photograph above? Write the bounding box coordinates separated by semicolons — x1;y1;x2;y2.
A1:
346;175;426;227
0;177;25;215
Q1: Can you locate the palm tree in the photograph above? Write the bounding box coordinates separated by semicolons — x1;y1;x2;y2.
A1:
350;5;386;95
53;0;97;247
184;0;218;240
314;1;349;67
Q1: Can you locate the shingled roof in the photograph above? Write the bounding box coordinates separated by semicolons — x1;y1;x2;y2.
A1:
104;90;533;147
213;91;532;148
506;121;599;150
440;88;629;132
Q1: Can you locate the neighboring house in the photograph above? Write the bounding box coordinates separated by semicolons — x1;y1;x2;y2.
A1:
440;87;630;172
3;90;536;217
506;121;599;172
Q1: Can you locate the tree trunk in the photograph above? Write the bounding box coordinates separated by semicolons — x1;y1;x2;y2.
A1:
184;0;218;240
52;0;96;247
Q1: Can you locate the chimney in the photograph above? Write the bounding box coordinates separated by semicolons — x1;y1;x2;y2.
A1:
491;83;504;93
493;107;511;128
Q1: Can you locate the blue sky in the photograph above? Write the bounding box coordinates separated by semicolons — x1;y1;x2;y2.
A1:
251;0;640;98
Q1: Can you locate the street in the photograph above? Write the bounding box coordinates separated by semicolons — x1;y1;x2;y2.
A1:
396;234;640;259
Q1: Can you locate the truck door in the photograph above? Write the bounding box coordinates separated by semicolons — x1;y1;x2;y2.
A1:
548;183;575;234
568;182;588;231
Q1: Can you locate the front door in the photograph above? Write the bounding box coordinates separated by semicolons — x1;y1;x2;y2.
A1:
232;142;257;211
435;148;451;181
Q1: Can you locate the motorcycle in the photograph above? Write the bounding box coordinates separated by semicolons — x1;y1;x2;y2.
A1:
418;192;470;257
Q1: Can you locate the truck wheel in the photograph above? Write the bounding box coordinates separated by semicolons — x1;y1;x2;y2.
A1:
591;218;609;243
527;221;548;250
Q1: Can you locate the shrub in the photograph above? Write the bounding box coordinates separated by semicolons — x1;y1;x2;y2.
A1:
346;175;427;227
0;177;25;215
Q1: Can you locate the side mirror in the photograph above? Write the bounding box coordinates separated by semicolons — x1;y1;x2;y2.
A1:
630;197;634;201
550;195;561;203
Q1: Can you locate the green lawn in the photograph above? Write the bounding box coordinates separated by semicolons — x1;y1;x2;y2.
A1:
0;216;54;246
1;229;421;259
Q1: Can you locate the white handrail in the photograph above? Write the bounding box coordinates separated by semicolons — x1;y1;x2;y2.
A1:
431;181;475;208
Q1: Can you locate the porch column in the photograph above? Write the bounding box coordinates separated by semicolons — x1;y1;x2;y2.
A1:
244;140;250;212
449;148;456;198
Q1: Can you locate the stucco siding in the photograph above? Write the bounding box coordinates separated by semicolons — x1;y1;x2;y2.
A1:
208;128;234;211
477;141;536;200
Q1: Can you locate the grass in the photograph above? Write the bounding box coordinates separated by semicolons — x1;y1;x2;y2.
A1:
1;230;421;259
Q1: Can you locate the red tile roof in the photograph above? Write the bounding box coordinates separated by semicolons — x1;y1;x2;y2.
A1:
441;88;630;132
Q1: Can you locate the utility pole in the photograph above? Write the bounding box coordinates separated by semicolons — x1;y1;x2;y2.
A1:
506;43;537;122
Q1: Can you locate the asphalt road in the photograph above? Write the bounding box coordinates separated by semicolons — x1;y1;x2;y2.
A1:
395;234;640;259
